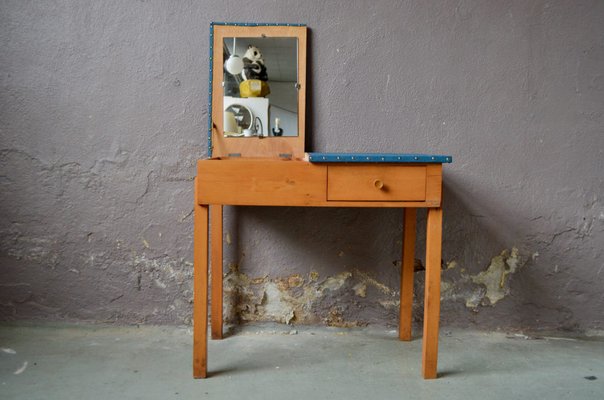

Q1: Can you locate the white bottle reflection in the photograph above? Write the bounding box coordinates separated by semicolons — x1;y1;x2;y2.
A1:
272;117;284;136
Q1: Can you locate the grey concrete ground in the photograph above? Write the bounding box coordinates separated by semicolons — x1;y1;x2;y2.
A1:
0;323;602;400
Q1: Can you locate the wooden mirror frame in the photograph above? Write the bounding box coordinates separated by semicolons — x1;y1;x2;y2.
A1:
208;23;307;159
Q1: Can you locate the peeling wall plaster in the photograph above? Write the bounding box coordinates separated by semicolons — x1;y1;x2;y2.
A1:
470;248;523;306
223;266;405;327
221;248;528;327
1;1;603;332
439;248;527;310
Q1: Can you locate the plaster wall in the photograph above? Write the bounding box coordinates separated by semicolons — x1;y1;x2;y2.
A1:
1;0;603;332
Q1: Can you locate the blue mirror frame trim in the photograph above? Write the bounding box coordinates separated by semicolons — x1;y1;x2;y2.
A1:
207;22;307;157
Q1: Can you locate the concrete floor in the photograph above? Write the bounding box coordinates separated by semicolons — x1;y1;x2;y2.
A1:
0;323;602;400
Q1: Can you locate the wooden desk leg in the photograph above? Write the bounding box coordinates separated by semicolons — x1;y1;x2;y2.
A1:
210;205;223;340
193;199;209;378
422;207;442;379
399;208;416;341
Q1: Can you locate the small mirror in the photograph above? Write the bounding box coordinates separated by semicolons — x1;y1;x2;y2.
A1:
209;24;307;159
223;37;299;137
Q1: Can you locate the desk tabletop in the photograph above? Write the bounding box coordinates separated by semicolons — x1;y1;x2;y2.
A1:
306;152;452;163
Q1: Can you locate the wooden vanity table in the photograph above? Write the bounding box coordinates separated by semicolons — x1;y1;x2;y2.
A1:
193;23;452;380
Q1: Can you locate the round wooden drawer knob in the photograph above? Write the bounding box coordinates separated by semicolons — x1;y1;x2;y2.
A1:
373;179;384;190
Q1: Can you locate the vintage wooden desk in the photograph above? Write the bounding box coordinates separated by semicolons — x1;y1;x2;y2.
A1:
194;23;452;380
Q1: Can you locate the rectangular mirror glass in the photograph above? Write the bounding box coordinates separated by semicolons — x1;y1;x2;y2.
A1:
223;37;298;137
209;24;307;159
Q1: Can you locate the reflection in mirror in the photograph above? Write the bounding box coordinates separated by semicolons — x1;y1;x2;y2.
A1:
224;104;253;136
223;37;298;137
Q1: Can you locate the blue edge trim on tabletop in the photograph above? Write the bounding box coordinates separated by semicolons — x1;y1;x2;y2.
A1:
207;22;307;157
307;153;452;163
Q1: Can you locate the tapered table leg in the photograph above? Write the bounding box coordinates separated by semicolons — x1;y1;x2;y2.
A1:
399;208;416;341
210;205;223;340
422;207;442;379
193;179;209;378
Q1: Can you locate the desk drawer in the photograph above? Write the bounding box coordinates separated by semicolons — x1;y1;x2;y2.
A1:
327;165;426;201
